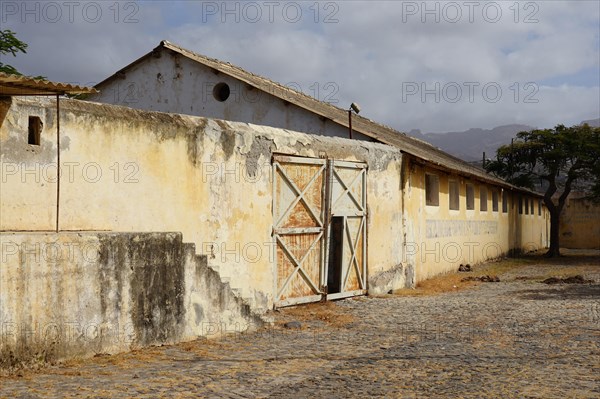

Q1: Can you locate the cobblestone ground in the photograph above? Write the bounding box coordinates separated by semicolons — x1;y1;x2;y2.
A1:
1;255;599;399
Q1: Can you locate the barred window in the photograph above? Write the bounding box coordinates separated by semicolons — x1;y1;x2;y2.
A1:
480;186;488;212
466;184;475;210
449;180;460;210
425;174;440;206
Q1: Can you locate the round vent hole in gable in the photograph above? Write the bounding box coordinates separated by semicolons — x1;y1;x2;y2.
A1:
213;82;230;102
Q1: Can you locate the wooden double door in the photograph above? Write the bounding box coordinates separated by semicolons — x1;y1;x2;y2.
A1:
272;155;367;307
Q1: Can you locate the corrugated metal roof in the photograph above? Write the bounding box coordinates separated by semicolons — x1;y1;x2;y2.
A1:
95;40;542;196
0;72;97;96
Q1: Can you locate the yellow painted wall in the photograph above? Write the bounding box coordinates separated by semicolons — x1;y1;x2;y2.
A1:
0;97;551;303
402;159;549;282
1;97;404;310
0;100;57;230
560;196;600;249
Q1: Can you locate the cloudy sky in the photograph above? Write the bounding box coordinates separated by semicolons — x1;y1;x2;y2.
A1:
2;0;599;133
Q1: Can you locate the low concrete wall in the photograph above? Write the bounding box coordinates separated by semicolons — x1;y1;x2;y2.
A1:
0;232;263;368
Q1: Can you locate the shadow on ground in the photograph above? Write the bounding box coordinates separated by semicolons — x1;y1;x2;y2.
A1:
514;284;600;300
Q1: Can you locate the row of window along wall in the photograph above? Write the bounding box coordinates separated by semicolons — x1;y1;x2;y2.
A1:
425;173;544;216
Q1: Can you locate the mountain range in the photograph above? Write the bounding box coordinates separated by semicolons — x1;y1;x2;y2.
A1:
406;118;600;162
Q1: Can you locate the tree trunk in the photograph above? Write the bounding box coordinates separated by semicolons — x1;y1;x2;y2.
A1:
546;208;561;257
544;174;573;258
546;206;563;258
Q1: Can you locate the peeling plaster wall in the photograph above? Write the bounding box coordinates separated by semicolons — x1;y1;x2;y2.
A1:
0;97;552;302
89;49;372;141
0;98;57;230
0;232;262;367
1;97;406;313
560;197;600;249
402;160;549;281
1;96;556;366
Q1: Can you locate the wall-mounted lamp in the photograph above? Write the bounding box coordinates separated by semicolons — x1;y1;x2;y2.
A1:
348;102;360;139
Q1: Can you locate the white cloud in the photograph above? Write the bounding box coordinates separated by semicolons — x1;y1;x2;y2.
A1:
3;0;599;132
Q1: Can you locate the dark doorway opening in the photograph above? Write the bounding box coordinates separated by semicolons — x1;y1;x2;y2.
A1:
327;216;344;294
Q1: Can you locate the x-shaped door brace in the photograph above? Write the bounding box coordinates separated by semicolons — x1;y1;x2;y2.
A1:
276;232;323;299
331;167;365;214
274;163;325;229
342;216;366;290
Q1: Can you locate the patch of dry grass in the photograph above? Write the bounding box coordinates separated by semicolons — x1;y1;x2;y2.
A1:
391;253;599;297
60;345;170;370
475;257;536;274
389;258;533;296
276;300;355;328
391;274;477;296
177;337;248;359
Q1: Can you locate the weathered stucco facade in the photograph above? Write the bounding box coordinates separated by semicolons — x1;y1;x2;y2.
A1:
1;96;408;363
560;195;600;249
402;160;549;281
89;41;372;141
0;232;261;367
1;96;549;365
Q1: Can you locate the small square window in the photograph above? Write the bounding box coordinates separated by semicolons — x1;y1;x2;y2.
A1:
480;186;488;212
466;184;475;210
425;173;440;206
28;116;42;145
449;180;460;210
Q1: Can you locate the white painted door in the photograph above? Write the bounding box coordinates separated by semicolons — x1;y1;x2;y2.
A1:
325;160;368;300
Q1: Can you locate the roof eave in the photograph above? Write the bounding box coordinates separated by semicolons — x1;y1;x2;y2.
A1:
0;73;97;96
92;41;542;197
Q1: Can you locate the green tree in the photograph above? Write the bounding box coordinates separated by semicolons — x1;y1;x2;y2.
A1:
485;123;600;257
0;29;28;75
